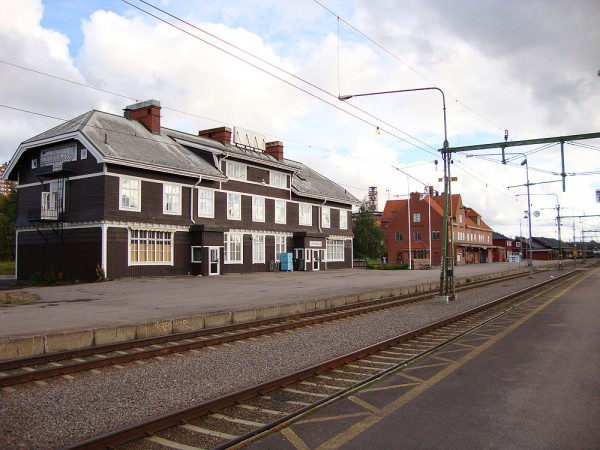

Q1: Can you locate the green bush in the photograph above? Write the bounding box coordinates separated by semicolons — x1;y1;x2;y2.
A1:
366;263;409;270
0;260;14;276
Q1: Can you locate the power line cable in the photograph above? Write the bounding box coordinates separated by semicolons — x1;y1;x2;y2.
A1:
312;0;505;134
127;0;438;156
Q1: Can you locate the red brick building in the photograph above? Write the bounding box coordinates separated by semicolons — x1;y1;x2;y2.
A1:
0;162;16;195
381;191;494;268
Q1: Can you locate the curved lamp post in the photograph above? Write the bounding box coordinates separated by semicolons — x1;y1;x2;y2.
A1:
339;87;455;300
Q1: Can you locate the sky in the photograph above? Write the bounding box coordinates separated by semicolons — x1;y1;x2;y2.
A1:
1;0;599;242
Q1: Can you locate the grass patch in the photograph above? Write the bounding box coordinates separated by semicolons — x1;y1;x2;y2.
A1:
0;261;15;276
366;263;410;270
1;291;39;305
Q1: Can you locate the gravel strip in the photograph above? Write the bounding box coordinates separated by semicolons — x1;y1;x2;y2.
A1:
0;269;572;449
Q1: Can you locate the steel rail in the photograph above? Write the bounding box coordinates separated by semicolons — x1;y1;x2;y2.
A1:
63;269;582;450
0;271;533;387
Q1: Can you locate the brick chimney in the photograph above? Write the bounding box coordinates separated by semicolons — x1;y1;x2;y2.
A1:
198;127;232;145
265;141;284;161
124;100;161;134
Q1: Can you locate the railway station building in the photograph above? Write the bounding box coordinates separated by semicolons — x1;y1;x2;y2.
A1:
2;100;358;281
381;190;495;268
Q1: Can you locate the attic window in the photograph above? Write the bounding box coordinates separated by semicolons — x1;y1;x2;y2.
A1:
296;173;306;181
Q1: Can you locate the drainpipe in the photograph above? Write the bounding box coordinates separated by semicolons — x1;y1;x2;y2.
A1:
320;199;327;270
190;176;202;224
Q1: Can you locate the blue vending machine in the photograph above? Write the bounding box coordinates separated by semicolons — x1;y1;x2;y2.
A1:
280;253;293;271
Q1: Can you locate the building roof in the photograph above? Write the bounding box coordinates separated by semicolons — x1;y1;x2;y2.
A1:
6;105;359;205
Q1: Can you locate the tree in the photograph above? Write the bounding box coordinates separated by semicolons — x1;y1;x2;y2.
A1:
353;200;386;259
0;188;17;261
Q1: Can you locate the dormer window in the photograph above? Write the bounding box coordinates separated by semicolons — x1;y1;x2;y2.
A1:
227;161;247;181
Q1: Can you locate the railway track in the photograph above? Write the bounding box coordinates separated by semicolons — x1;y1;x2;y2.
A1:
61;267;585;450
0;270;533;388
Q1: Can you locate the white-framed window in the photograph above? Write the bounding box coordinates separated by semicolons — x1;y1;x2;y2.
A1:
120;177;141;211
339;209;348;230
224;233;243;263
270;171;287;188
198;188;214;218
227;161;247;181
252;196;265;222
321;206;331;228
413;213;421;223
80;148;88;160
129;229;173;265
432;230;440;240
227;192;241;220
326;240;344;262
41;179;65;220
459;214;463;223
191;246;202;263
299;203;312;226
275;235;287;262
252;234;265;263
163;183;181;215
275;199;286;224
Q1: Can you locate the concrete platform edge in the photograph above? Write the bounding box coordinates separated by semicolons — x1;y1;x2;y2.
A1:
0;268;529;361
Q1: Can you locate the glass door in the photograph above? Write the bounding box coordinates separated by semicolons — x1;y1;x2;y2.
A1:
209;247;220;276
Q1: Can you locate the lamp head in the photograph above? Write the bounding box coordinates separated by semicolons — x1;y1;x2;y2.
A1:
520;159;527;166
338;94;354;101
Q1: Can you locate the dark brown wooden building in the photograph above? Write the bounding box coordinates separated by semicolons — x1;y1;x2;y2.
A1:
3;100;358;281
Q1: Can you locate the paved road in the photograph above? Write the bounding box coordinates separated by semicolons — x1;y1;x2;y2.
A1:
250;266;600;449
0;261;560;338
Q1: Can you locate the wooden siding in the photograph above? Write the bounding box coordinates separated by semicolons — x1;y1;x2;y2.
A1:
17;228;102;281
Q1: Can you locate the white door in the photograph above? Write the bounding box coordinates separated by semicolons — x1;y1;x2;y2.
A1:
312;249;320;271
209;247;220;276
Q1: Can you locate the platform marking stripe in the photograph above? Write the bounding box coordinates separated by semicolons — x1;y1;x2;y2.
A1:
403;362;451;371
361;382;420;393
281;427;311;450
316;270;593;450
297;412;371;425
395;372;425;383
347;395;380;413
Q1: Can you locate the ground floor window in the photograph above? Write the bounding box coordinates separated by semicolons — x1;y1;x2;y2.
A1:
326;239;345;261
129;229;173;264
412;249;428;259
275;235;287;261
224;233;243;263
253;234;265;263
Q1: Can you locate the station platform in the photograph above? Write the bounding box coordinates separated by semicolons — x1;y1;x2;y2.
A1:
0;260;565;360
249;266;600;449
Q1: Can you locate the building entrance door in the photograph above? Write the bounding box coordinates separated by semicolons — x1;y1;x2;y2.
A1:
209;247;220;276
312;249;320;271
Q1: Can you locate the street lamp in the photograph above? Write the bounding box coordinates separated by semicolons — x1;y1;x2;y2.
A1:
519;158;534;277
339;87;455;300
516;193;562;270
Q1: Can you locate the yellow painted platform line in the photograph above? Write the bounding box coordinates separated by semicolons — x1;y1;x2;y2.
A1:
348;395;380;413
297;411;371;425
314;269;594;450
282;427;311;450
395;372;425;383
361;381;420;394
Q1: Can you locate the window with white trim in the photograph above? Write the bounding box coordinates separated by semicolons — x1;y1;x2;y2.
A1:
270;171;287;188
339;209;348;230
198;188;214;218
227;192;241;220
413;213;421;223
275;199;286;224
275;235;287;261
321;206;331;228
224;233;243;263
253;235;265;263
252;196;265;222
129;229;173;265
299;203;312;226
163;183;181;215
227;161;247;181
41;180;65;220
326;240;344;261
120;177;141;211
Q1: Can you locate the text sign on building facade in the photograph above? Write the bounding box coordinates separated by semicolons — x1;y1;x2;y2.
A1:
596;189;600;203
40;145;77;171
309;241;322;247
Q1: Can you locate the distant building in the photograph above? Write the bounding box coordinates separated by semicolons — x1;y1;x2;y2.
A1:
2;100;358;281
381;190;495;268
0;162;16;195
492;232;520;262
